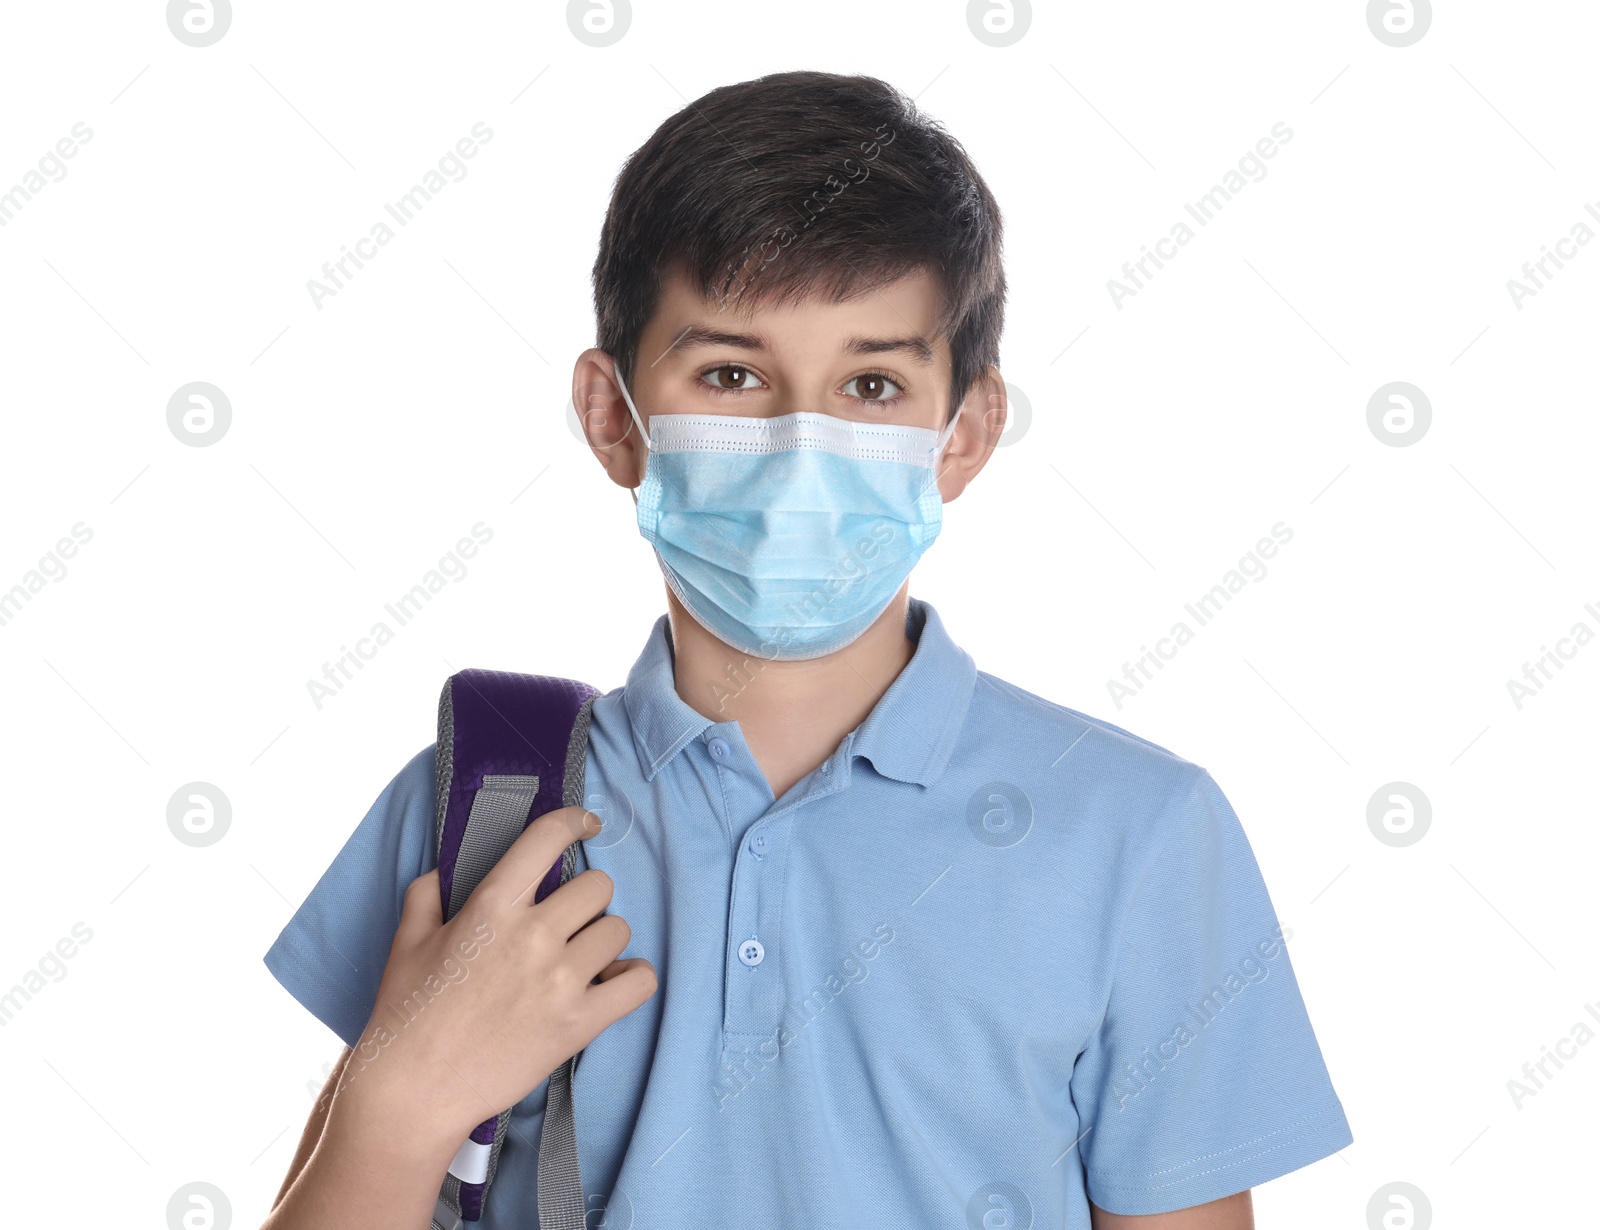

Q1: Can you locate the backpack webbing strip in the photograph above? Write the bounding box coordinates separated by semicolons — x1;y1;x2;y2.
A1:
446;774;542;917
432;1193;464;1230
538;1053;585;1229
533;693;598;1230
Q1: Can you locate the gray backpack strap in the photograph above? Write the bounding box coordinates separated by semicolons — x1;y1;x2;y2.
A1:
432;670;599;1225
538;694;597;1229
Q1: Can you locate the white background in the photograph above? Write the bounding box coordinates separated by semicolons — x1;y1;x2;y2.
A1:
1;1;1595;1226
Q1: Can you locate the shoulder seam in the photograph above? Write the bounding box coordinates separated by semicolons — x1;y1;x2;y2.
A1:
974;671;1202;770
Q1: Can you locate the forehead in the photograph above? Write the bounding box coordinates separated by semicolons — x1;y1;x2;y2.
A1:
647;262;948;358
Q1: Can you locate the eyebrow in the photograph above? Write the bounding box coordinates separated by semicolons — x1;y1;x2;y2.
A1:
659;323;935;366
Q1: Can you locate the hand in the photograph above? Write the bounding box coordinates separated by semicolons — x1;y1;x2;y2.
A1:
341;806;657;1151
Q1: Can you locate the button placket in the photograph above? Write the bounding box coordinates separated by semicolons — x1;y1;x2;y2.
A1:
701;725;783;1040
724;807;796;1042
713;734;850;1044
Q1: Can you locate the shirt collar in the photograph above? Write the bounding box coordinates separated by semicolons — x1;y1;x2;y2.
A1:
621;598;977;788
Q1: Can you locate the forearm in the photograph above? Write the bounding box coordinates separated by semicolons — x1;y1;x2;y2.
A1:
262;1062;462;1230
274;1048;350;1209
1091;1190;1253;1229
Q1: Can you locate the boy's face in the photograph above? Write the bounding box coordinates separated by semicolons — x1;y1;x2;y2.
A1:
574;264;1003;502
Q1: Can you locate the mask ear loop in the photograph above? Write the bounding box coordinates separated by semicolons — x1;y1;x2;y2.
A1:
916;407;962;506
612;364;652;508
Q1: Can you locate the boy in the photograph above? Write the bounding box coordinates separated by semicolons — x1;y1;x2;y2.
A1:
262;71;1351;1229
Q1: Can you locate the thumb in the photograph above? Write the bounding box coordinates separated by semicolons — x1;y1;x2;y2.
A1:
396;868;444;944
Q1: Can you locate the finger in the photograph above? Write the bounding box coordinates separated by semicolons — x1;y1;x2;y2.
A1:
471;806;602;909
534;867;621;943
593;958;633;984
566;912;632;981
581;959;659;1026
395;870;443;944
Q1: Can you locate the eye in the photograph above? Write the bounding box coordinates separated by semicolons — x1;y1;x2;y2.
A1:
841;372;904;403
698;365;766;393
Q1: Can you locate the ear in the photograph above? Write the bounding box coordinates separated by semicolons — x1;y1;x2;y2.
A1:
572;347;647;489
935;365;1007;502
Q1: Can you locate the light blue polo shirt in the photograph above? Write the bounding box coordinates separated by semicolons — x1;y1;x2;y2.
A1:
265;597;1351;1228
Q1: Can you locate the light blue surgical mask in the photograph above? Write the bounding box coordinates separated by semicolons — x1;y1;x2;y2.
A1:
614;366;959;661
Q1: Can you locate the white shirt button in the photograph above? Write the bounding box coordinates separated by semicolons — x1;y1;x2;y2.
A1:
737;938;765;967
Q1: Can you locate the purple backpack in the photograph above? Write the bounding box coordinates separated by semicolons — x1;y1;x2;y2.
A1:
429;669;600;1230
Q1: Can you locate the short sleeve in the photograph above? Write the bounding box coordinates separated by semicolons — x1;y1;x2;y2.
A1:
262;744;438;1047
1071;767;1353;1215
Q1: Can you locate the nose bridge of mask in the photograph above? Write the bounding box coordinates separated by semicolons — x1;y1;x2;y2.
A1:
612;360;959;466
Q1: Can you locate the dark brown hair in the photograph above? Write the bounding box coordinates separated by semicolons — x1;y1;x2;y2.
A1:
592;70;1005;416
